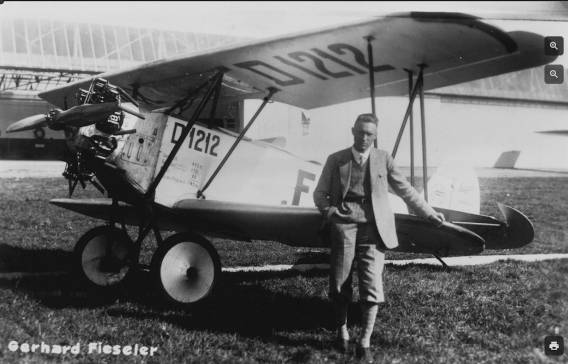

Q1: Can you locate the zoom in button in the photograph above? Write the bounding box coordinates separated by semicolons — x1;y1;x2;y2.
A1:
545;36;564;56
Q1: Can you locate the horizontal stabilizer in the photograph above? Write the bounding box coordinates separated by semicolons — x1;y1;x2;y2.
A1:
433;204;534;250
392;215;485;256
256;137;287;148
484;203;535;250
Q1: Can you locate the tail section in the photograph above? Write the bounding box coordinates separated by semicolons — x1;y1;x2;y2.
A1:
493;150;521;169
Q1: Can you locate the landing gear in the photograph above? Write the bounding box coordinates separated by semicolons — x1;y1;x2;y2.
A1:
73;205;221;306
73;225;135;290
151;233;221;306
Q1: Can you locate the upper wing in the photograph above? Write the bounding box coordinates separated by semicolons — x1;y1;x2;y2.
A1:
39;12;553;110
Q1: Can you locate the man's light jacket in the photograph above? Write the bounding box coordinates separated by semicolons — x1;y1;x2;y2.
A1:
313;147;436;249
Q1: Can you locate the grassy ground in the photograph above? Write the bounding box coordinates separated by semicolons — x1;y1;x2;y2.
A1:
0;259;566;363
0;177;567;363
0;177;567;271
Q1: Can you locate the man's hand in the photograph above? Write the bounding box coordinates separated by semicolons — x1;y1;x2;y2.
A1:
333;209;351;220
323;206;337;222
428;212;445;227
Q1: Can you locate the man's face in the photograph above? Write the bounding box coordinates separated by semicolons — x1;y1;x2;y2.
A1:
352;121;377;152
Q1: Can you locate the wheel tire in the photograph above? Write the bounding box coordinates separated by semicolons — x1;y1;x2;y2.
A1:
73;226;135;292
151;233;221;307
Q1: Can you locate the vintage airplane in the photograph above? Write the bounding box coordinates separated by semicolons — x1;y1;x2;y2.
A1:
7;12;545;306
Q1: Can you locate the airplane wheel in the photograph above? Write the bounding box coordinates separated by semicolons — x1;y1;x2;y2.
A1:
151;233;221;306
73;226;135;291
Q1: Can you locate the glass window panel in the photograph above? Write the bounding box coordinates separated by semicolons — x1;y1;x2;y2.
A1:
26;19;42;55
39;20;55;55
151;29;166;59
1;19;14;52
13;19;28;53
79;23;93;58
217;34;230;45
206;33;219;49
195;33;208;50
164;31;176;57
54;22;69;56
115;26;132;61
184;32;197;53
91;23;106;59
66;23;84;69
65;22;76;57
128;27;143;61
140;29;154;62
103;25;118;60
173;31;188;54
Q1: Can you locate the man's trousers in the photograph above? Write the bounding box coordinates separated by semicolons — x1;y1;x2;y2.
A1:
329;221;386;304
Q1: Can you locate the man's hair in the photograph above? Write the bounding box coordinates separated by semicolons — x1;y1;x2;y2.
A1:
354;113;379;126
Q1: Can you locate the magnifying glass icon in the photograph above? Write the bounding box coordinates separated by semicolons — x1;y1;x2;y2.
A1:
550;70;558;78
550;41;559;50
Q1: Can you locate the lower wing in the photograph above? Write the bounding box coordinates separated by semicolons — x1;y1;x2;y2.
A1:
51;198;497;255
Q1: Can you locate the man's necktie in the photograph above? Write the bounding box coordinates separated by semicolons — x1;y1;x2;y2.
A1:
359;156;364;166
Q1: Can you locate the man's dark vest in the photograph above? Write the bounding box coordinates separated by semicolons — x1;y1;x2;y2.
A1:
340;155;374;223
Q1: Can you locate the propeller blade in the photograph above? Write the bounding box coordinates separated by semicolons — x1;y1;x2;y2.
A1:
51;101;121;129
6;114;48;133
8;101;142;133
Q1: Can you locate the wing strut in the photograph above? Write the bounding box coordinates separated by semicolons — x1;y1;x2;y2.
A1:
391;68;422;159
366;36;378;148
197;88;278;198
418;64;429;202
207;73;224;129
145;70;226;199
390;66;429;200
406;70;415;187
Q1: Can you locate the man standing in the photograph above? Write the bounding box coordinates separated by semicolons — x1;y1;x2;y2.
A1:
313;114;444;362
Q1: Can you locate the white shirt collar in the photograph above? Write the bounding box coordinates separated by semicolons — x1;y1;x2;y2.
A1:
351;146;371;165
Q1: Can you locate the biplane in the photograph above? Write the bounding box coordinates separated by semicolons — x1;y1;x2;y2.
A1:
7;12;545;306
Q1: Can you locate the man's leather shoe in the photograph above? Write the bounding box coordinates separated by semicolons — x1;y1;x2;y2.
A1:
355;346;374;363
333;338;349;354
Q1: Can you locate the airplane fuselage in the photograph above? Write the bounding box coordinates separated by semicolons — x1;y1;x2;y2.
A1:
98;110;322;209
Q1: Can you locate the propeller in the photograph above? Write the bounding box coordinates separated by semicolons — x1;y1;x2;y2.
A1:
6;114;48;133
7;101;143;133
6;77;145;198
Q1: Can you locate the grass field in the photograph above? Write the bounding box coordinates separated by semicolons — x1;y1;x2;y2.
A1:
0;177;567;363
1;177;567;270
